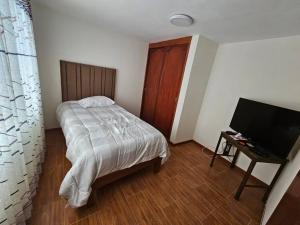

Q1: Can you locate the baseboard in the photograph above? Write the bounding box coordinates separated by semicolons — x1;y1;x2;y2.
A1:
190;140;267;186
46;129;266;186
169;139;193;146
45;127;61;131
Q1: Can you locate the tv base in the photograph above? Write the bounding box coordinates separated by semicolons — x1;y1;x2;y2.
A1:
246;142;270;158
251;148;269;158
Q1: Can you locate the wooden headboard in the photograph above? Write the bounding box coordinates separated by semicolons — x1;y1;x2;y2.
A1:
60;60;116;101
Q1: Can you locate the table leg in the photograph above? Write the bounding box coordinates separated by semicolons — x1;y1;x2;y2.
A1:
235;160;256;200
230;149;240;168
210;133;223;167
262;161;287;202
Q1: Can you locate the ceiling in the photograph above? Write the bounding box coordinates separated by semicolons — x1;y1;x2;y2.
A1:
32;0;300;43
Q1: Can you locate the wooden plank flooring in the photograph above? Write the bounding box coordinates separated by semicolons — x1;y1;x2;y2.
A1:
28;130;264;225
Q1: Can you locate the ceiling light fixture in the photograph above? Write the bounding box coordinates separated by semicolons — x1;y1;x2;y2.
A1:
169;14;194;27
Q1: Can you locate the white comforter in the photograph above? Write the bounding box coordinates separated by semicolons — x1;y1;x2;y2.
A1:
56;101;169;207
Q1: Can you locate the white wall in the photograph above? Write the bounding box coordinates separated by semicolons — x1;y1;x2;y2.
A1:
170;35;218;143
32;3;148;129
262;151;300;224
193;35;300;224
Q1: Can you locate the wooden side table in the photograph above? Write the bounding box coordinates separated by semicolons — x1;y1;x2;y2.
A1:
210;131;288;202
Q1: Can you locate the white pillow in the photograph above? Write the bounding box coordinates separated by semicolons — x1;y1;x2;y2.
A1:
78;96;115;108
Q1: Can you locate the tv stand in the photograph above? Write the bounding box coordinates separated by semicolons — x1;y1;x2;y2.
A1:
210;131;288;202
251;144;270;157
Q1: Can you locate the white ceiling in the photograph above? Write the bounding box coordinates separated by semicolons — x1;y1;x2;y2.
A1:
32;0;300;43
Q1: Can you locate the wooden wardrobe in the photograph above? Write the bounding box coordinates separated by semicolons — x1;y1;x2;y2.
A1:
141;37;191;138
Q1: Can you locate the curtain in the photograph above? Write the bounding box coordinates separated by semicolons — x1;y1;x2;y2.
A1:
0;0;45;224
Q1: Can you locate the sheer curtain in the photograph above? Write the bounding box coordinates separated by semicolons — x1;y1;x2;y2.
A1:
0;0;45;224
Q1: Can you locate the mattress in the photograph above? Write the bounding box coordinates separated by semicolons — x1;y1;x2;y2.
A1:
56;101;169;207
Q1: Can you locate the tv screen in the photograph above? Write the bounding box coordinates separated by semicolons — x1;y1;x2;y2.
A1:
230;98;300;159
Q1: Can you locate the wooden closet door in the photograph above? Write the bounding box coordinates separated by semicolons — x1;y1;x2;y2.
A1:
141;48;166;124
153;45;189;137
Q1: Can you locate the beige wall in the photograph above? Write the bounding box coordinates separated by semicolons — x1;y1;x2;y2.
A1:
171;35;218;143
32;3;148;129
262;151;300;224
193;35;300;224
32;4;300;222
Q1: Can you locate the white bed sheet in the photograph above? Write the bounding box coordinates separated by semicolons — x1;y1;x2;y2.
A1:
56;101;169;207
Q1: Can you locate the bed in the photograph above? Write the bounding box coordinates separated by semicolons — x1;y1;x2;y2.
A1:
57;60;169;207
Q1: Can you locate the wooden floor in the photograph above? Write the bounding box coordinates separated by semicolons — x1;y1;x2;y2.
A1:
28;130;264;225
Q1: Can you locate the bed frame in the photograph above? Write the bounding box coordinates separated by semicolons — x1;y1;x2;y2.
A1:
60;60;162;195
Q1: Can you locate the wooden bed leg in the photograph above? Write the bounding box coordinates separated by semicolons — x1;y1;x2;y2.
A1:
153;158;162;173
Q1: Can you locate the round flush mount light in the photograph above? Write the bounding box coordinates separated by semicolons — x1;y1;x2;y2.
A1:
169;14;194;27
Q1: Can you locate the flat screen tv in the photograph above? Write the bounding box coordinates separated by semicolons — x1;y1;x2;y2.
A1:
230;98;300;159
